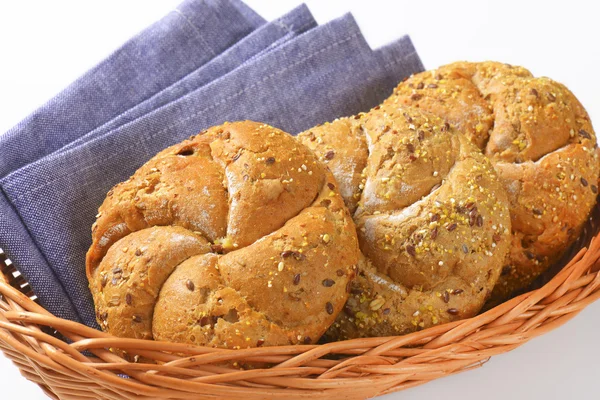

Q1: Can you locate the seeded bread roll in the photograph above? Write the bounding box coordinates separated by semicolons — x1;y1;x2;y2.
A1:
87;121;359;348
299;105;511;338
389;61;600;303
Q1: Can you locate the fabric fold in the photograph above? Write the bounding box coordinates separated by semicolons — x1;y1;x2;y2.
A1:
0;190;81;323
57;4;317;156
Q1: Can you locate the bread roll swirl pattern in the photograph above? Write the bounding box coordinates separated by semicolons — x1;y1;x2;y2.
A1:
87;121;359;348
299;104;511;338
389;61;599;303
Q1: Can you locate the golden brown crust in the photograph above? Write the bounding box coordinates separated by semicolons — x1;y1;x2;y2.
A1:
389;63;496;149
153;253;292;348
298;119;368;213
92;226;211;340
388;61;600;303
301;105;511;339
86;133;229;278
88;121;360;348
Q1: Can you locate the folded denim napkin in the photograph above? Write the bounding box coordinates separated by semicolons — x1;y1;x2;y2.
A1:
0;0;264;177
0;2;424;328
58;4;317;156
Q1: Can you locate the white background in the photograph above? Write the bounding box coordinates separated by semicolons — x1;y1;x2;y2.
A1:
0;1;599;399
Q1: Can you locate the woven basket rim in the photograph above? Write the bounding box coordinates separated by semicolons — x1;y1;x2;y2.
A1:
1;204;600;400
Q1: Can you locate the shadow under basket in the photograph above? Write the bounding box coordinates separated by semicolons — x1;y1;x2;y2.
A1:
2;204;600;400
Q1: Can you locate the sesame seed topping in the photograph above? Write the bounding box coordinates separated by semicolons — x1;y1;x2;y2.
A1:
369;298;385;311
325;302;334;315
277;262;284;272
579;129;592;140
186;280;195;291
442;291;450;303
322;279;335;287
281;250;294;258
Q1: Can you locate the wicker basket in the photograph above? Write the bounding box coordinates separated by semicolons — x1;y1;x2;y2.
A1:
1;203;600;400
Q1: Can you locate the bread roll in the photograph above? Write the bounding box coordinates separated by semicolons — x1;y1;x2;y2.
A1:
87;121;359;348
299;105;511;338
390;61;599;303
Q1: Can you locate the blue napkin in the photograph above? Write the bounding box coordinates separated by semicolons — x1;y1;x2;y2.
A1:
0;0;264;177
57;4;317;156
0;2;423;328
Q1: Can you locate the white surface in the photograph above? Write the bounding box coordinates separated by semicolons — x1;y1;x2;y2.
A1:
0;1;599;399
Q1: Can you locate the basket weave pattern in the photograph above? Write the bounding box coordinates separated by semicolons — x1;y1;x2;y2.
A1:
1;204;600;400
